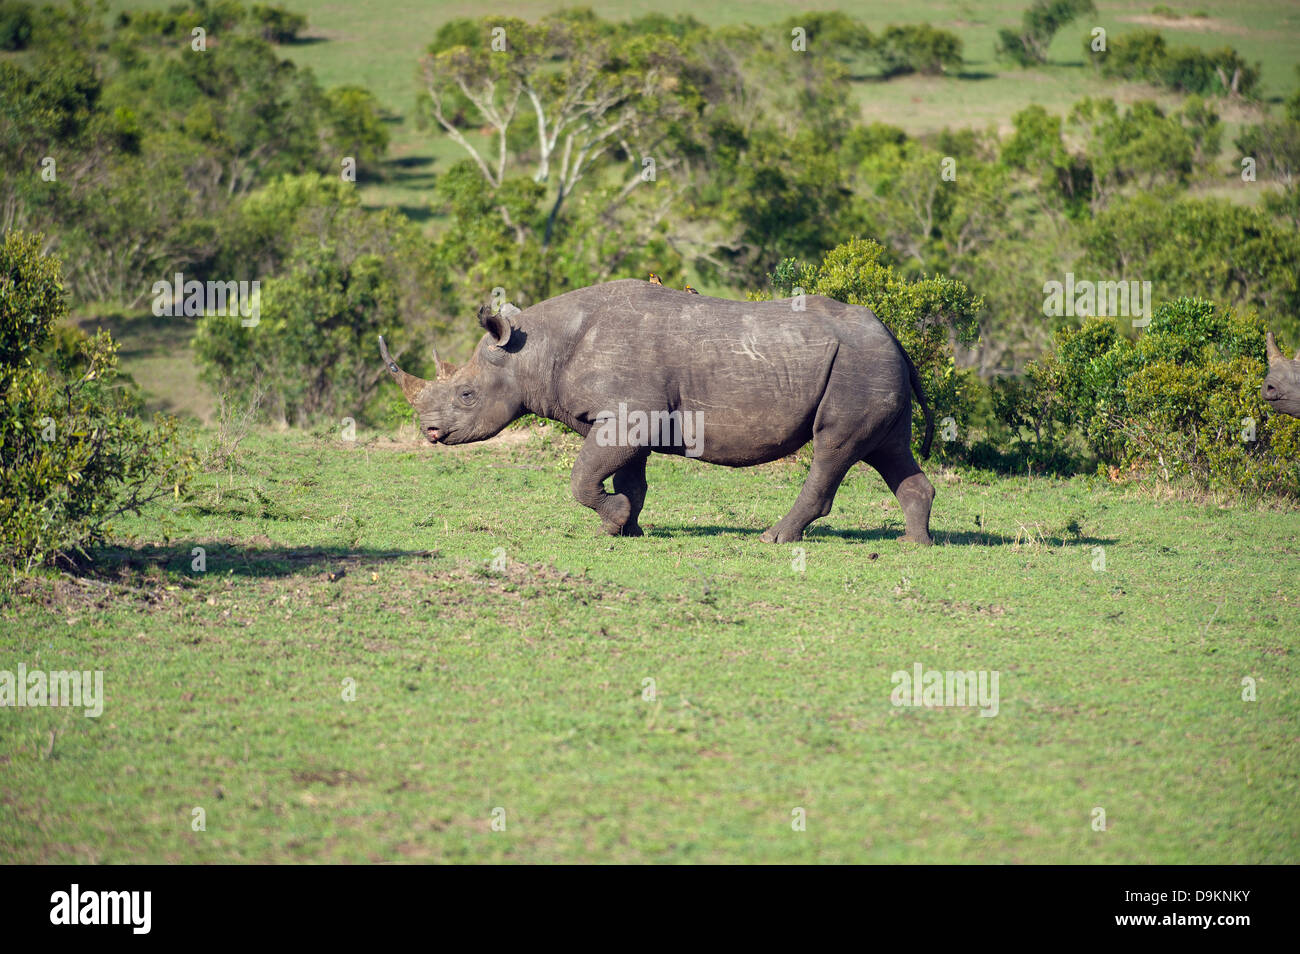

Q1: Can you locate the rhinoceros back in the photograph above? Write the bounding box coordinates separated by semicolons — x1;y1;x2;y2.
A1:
526;280;910;466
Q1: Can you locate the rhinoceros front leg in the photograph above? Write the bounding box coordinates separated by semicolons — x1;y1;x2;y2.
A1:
571;434;647;536
612;451;649;536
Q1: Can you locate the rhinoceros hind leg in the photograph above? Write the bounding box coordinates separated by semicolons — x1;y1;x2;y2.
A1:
864;447;934;545
571;434;645;536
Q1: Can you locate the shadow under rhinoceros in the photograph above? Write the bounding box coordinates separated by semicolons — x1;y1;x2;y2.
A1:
67;542;439;583
644;524;1117;547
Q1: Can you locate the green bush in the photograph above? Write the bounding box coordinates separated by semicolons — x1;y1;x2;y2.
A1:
765;238;983;461
1235;118;1300;187
194;248;402;427
5;19;369;310
113;2;305;44
1091;29;1260;98
1089;28;1166;79
874;25;963;76
195;178;435;427
0;0;33;50
777;11;873;71
1082;194;1300;344
1004;298;1300;496
114;2;242;41
997;0;1096;66
979;372;1093;474
247;4;307;43
324;85;390;178
0;232;194;570
995;29;1033;68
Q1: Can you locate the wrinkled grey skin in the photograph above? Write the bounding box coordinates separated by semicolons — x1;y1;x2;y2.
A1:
1262;331;1300;418
380;279;936;544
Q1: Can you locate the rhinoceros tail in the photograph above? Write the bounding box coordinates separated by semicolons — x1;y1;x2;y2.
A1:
878;322;934;459
907;350;935;460
873;317;935;460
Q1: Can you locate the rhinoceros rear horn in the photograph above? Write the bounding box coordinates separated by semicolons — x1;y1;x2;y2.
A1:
429;344;454;379
378;335;431;404
1266;331;1288;364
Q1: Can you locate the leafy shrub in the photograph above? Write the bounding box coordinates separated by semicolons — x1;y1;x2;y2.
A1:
194;176;437;427
978;372;1093;474
114;2;305;44
0;0;33;50
1091;29;1260;98
622;13;705;41
1090;28;1166;79
194;249;400;427
772;16;960;78
1082;194;1300;344
1158;45;1218;93
777;11;874;71
4;22;370;310
1235;119;1300;186
1003;298;1300;496
247;4;307;42
114;1;243;41
997;0;1096;66
324;86;390;179
0;232;194;569
766;238;983;461
874;25;962;76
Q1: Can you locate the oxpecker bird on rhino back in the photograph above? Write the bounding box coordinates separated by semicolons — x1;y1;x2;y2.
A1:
379;279;937;544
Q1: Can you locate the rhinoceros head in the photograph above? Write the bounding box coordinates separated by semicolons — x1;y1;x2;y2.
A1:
379;305;525;444
1262;331;1300;418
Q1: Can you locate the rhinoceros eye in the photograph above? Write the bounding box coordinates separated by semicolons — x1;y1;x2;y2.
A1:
458;388;476;405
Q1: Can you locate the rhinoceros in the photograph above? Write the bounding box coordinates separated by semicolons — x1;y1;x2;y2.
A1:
1263;331;1300;418
380;280;936;544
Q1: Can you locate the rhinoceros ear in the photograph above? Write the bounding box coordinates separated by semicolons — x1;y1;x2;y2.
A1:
478;304;514;348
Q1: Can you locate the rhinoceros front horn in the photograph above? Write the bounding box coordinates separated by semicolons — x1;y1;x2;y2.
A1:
378;335;432;404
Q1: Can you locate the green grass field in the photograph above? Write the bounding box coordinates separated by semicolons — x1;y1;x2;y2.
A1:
2;424;1297;862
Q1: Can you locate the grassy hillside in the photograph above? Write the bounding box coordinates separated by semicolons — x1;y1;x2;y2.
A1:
2;428;1297;862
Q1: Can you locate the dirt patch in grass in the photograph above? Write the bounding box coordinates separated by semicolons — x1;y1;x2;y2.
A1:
933;598;1008;619
342;555;644;623
291;768;368;786
9;569;185;614
1121;15;1247;35
5;542;644;625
